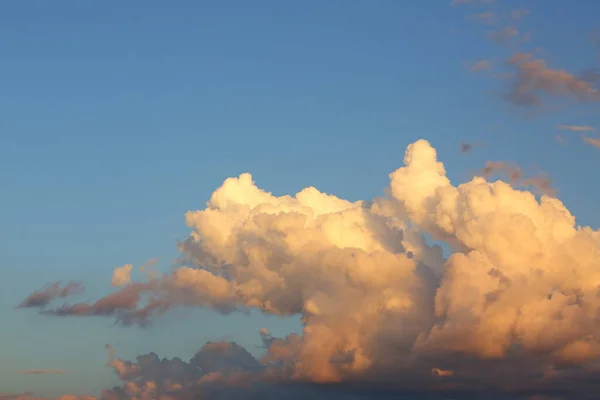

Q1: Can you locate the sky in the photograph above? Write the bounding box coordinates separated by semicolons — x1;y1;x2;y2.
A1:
1;1;600;399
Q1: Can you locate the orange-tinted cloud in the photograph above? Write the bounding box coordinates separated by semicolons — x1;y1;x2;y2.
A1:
559;124;596;132
583;136;600;148
18;370;65;375
505;53;600;107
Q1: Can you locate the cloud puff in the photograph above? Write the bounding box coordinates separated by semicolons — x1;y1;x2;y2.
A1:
582;136;600;149
469;60;492;72
99;340;269;400
111;265;133;287
460;142;473;153
18;282;83;309
490;26;519;42
21;139;600;398
479;160;555;196
505;52;600;107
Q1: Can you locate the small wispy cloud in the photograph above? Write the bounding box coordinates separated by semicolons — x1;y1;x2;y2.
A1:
583;136;600;148
461;141;484;153
510;8;529;21
490;26;519;42
559;124;596;132
0;392;35;400
505;52;600;107
18;369;65;375
468;12;495;23
470;59;492;72
431;367;454;377
492;72;514;80
480;161;555;196
18;282;83;309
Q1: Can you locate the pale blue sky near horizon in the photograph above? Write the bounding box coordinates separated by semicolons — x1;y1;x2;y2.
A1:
1;0;599;397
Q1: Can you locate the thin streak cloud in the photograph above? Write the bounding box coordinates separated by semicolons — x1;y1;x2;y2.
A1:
18;369;65;375
559;124;596;132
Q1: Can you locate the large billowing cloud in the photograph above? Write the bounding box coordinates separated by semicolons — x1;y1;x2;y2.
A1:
20;139;600;399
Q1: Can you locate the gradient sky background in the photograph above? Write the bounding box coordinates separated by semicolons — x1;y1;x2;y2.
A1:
1;0;599;397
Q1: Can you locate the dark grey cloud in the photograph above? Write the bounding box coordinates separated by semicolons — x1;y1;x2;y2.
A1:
18;282;83;308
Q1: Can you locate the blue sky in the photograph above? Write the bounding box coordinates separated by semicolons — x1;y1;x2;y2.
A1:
1;0;599;397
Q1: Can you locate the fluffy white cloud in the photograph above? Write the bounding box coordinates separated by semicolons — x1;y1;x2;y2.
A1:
23;139;600;398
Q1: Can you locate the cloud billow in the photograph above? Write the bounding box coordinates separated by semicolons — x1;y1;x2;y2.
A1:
19;138;600;399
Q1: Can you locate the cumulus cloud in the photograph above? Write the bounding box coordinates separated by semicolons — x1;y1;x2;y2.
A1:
111;265;133;287
505;52;600;107
18;282;83;308
98;340;270;399
21;139;600;399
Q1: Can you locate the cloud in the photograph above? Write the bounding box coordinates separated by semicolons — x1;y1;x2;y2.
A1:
111;264;133;287
489;26;519;43
559;125;596;132
431;367;454;377
510;8;530;21
21;139;600;399
469;60;492;72
18;369;65;375
138;258;157;272
18;282;83;309
0;394;94;400
479;160;555;196
468;12;495;23
99;340;268;399
0;393;35;400
505;52;600;107
582;136;600;149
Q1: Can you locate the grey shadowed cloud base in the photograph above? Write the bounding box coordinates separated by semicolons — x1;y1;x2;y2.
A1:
18;138;600;400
